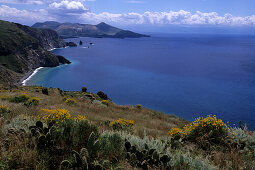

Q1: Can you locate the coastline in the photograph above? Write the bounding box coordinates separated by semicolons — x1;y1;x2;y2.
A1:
21;67;44;86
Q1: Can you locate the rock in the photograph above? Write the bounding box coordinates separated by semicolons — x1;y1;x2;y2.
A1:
66;42;77;47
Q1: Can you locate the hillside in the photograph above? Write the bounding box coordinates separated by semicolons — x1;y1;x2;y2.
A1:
32;21;150;39
0;20;71;86
0;86;254;169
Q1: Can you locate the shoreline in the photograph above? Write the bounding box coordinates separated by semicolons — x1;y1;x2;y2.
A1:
21;67;44;86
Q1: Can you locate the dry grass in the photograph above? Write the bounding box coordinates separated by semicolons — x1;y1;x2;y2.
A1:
0;86;187;137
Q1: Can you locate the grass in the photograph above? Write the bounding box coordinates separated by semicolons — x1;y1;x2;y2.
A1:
0;86;187;137
0;85;254;169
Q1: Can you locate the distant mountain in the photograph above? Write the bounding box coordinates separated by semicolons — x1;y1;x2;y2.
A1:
0;20;70;86
32;21;150;39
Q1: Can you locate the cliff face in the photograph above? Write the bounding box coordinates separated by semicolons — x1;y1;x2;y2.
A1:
16;23;66;50
0;20;70;86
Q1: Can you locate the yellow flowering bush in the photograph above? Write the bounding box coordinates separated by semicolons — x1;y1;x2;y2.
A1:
168;128;182;139
0;95;9;100
0;105;10;116
169;115;232;147
37;109;86;124
135;104;142;109
25;97;40;106
38;109;71;123
74;115;87;121
110;118;135;132
101;100;109;106
65;98;77;106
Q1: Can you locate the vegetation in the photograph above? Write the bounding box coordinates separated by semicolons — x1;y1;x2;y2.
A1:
0;86;254;169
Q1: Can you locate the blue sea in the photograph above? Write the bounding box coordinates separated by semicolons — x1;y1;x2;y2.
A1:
26;33;255;129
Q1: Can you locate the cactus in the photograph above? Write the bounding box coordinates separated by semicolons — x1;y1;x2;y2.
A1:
80;148;89;158
87;132;100;158
72;150;82;167
125;141;131;151
130;153;137;165
136;151;144;161
160;154;170;164
61;160;71;169
149;149;156;155
36;121;43;129
152;151;159;160
131;145;137;153
37;135;46;149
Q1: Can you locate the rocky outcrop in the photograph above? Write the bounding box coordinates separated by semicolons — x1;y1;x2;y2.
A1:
66;42;77;47
0;20;71;86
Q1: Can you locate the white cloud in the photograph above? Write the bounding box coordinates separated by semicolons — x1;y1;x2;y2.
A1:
0;4;255;27
0;0;91;5
79;10;255;26
0;5;55;24
49;0;90;13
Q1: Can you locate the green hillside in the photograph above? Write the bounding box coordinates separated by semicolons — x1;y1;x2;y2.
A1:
0;20;70;86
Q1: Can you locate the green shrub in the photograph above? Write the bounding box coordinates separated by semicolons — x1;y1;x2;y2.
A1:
9;94;29;103
82;87;87;92
42;88;48;95
99;131;124;160
65;98;77;106
0;105;10;117
25;97;40;106
135;104;142;109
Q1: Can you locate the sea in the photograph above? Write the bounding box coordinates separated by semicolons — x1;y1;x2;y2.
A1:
25;33;255;130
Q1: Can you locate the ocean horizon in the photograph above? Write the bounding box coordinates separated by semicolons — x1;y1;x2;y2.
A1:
25;33;255;130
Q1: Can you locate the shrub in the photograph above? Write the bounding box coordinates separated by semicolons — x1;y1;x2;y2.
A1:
37;109;87;124
99;131;124;160
135;104;142;109
101;100;109;106
25;97;40;106
97;91;108;100
0;105;10;117
65;98;77;106
82;87;87;92
168;128;182;140
9;94;29;103
110;118;135;132
38;109;71;123
169;115;232;148
42;88;48;95
0;95;9;100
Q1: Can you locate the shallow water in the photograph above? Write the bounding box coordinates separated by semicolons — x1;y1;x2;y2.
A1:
26;33;255;129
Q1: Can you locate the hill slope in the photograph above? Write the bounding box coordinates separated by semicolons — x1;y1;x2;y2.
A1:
32;21;150;38
0;20;70;86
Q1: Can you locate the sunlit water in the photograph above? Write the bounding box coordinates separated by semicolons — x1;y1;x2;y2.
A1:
26;33;255;129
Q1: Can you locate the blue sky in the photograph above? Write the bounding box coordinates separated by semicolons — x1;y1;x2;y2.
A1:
0;0;255;30
88;0;255;16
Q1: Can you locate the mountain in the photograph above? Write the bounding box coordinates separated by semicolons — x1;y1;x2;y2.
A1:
0;20;71;86
32;21;150;38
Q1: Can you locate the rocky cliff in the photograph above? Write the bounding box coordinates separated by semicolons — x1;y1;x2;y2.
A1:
0;20;71;86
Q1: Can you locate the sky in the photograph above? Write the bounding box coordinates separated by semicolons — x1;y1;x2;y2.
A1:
0;0;255;32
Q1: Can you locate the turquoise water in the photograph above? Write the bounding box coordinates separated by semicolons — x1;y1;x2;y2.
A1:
26;34;255;129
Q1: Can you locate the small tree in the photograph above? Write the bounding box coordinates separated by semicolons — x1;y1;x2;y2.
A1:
42;88;48;95
97;91;108;100
82;87;87;93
